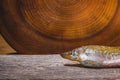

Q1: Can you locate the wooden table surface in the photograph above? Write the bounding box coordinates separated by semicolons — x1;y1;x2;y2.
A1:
0;55;120;80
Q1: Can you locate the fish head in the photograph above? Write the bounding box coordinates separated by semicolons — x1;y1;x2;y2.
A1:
61;48;80;61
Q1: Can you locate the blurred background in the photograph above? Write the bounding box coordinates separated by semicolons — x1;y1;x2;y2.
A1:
0;34;16;54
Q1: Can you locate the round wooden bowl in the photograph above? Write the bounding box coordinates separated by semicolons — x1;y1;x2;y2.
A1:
0;0;120;54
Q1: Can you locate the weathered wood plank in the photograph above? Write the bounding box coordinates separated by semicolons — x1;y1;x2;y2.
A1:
0;34;16;54
0;55;120;80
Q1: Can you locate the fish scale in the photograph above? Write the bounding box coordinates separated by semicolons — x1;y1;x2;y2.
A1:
61;45;120;68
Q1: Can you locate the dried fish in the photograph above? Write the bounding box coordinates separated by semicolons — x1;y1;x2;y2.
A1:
61;45;120;68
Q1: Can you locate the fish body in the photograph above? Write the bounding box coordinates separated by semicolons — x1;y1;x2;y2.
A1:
61;45;120;68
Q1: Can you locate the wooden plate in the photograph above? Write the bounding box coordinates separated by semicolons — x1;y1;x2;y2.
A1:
0;0;120;54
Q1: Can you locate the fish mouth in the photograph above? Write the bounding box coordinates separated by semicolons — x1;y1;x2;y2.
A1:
60;52;78;61
60;52;70;58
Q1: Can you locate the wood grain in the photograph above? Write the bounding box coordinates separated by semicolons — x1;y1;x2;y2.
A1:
0;0;120;54
0;55;120;80
0;34;16;54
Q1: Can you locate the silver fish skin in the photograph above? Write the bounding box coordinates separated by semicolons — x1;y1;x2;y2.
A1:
61;45;120;68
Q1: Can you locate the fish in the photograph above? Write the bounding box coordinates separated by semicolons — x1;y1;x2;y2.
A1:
61;45;120;68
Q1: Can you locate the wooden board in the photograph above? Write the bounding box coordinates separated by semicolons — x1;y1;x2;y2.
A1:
0;55;120;80
1;0;120;54
0;34;16;54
